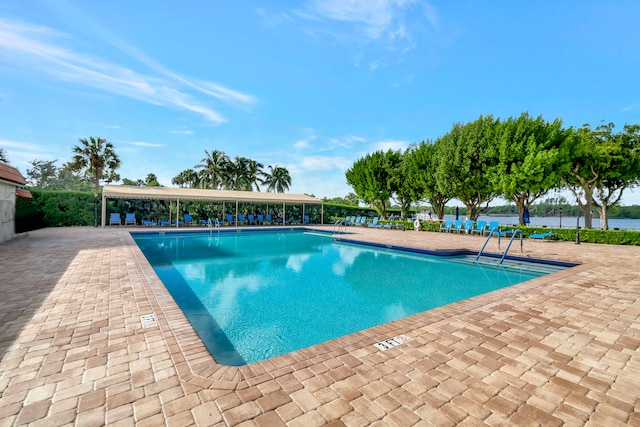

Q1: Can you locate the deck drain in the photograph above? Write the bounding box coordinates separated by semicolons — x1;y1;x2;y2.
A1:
140;314;158;328
374;334;411;351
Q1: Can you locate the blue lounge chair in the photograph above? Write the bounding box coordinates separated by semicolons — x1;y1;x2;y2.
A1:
440;220;453;233
238;214;247;225
159;219;170;226
463;220;475;234
172;219;184;226
225;214;234;225
109;213;121;226
247;214;256;225
257;214;264;225
184;213;194;226
125;213;136;226
342;216;352;226
472;220;486;235
487;221;500;236
368;217;382;228
529;231;556;241
291;217;301;225
264;214;273;225
453;219;463;233
142;219;155;226
303;215;310;225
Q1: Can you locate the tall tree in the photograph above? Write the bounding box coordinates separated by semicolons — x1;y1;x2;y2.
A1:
69;136;121;192
26;159;59;189
388;149;416;219
224;156;252;190
246;159;265;191
196;149;229;189
491;113;574;225
435;115;499;221
565;122;640;229
264;165;292;193
172;169;198;188
346;150;396;219
406;140;452;220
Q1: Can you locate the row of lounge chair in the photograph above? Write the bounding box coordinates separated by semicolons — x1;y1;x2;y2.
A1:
439;219;510;236
341;216;405;230
109;212;311;227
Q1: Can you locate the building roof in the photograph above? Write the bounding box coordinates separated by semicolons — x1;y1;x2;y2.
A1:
0;163;27;186
102;185;323;204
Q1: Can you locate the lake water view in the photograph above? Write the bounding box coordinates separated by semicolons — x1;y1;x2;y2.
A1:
435;214;640;230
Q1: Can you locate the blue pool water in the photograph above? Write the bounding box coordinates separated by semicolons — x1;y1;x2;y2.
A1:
132;229;568;366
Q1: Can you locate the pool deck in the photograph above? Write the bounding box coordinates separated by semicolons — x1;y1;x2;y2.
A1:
1;225;639;426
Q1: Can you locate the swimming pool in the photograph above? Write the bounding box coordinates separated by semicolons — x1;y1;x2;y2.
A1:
132;229;570;366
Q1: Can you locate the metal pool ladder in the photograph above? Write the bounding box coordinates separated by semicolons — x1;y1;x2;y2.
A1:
475;229;523;265
333;219;346;237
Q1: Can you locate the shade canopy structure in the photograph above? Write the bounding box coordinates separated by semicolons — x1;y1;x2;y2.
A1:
101;185;324;227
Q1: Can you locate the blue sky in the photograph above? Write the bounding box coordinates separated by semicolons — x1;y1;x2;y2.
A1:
1;1;640;205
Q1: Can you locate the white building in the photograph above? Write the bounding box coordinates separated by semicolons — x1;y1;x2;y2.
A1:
0;163;32;242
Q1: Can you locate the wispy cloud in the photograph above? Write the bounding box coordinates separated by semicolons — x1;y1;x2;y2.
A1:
128;141;164;148
0;18;258;124
295;0;438;46
374;140;409;151
301;155;351;170
167;130;194;135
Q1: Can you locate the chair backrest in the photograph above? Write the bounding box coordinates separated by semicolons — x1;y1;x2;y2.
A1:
443;219;453;228
248;214;254;221
464;220;475;230
371;217;379;224
226;214;233;222
454;219;463;229
303;215;310;223
488;221;499;231
184;213;192;222
110;213;120;224
476;220;486;230
266;214;272;221
239;214;245;221
257;214;264;221
126;213;135;222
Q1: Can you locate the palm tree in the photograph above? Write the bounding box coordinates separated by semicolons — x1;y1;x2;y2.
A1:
264;165;292;193
196;149;229;189
246;159;265;191
224;156;253;191
0;148;8;163
69;137;120;192
172;169;198;188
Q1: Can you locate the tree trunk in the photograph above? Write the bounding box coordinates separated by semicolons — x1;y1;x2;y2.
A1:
598;206;609;230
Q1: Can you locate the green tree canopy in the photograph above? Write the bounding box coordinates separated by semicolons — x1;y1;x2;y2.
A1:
406;140;452;220
435;115;499;221
346;150;397;219
263;165;292;193
491;113;574;225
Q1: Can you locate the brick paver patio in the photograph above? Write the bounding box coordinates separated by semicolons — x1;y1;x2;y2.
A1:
1;226;639;426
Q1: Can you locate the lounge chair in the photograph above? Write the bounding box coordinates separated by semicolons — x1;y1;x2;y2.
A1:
125;213;136;226
225;214;234;225
257;214;264;225
472;220;486;235
463;220;475;234
439;220;453;233
453;219;463;234
142;219;155;226
159;219;170;226
487;221;500;236
264;214;273;225
303;215;310;225
109;213;121;226
529;231;556;241
342;216;352;226
291;217;301;225
184;213;194;226
172;219;184;226
368;217;382;228
238;214;247;226
247;214;256;225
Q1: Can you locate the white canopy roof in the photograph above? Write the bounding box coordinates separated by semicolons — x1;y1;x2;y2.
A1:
102;185;322;204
